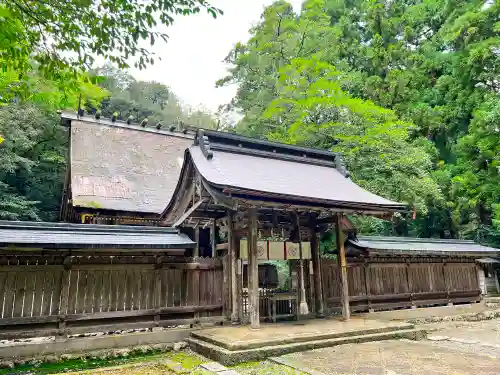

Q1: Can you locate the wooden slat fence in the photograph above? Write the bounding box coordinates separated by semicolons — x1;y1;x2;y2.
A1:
321;259;481;313
0;255;224;339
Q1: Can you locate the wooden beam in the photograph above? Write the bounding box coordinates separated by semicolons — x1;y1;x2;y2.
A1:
310;214;324;317
216;243;229;251
163;173;195;225
172;198;206;228
247;207;259;329
335;214;350;320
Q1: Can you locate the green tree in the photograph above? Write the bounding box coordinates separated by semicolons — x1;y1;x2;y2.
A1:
218;0;500;240
0;0;221;104
264;58;442;219
453;95;500;243
0;69;106;221
95;65;217;129
0;105;67;221
1;0;220;73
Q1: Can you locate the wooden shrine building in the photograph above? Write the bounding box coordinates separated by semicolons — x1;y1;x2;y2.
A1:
162;130;407;327
59;112;195;227
55;112;500;329
58;112;219;257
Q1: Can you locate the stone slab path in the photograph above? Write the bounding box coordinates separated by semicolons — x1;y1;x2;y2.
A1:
274;339;499;375
199;361;240;375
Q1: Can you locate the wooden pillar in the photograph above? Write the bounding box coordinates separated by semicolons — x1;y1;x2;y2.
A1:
295;213;309;316
236;237;244;324
194;226;200;257
310;215;324;317
335;214;350;320
228;212;239;323
211;219;217;258
247;208;259;329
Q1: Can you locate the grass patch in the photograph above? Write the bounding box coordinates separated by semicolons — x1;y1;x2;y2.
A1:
164;351;205;370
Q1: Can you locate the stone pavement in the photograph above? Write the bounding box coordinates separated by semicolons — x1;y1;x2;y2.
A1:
274;339;499;375
269;319;500;375
199;362;239;375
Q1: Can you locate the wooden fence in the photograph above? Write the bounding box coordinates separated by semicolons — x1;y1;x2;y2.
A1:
0;254;224;339
321;258;481;312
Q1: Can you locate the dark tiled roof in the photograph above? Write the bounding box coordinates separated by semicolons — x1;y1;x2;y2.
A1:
0;220;195;249
187;141;406;211
349;236;500;257
63;113;194;214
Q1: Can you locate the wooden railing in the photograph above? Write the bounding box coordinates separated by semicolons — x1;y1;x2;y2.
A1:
0;255;224;339
321;259;481;312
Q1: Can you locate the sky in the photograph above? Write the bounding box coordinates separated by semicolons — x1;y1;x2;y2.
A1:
129;0;303;113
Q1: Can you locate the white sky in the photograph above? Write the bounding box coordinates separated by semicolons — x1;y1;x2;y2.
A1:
129;0;303;112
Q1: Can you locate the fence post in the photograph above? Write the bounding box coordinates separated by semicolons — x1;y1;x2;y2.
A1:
442;262;451;305
406;262;415;309
364;261;373;312
57;256;72;341
193;266;201;327
153;256;163;329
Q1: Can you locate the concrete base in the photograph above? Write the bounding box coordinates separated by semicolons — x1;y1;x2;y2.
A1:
0;329;191;359
187;318;427;365
188;328;427;366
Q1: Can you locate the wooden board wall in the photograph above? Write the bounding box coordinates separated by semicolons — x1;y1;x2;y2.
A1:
0;255;224;339
321;259;481;312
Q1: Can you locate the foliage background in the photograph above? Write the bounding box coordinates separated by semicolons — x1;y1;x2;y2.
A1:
1;0;499;249
217;0;500;246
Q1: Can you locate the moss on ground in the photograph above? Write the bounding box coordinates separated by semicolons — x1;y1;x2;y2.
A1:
0;350;304;374
0;351;168;375
165;351;205;370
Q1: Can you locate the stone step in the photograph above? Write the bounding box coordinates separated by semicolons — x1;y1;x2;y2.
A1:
190;322;415;351
187;328;427;366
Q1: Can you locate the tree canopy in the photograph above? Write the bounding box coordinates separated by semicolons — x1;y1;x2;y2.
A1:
0;0;220;103
2;0;220;72
93;65;217;128
218;0;500;243
0;0;220;221
1;0;500;249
